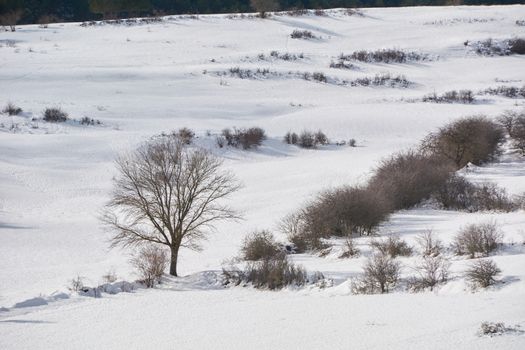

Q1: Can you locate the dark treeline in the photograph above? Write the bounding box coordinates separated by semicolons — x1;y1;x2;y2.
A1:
0;0;522;25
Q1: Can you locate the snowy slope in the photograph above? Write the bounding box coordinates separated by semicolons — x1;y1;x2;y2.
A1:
1;5;525;349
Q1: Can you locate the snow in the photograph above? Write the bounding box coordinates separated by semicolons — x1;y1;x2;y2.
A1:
1;5;525;349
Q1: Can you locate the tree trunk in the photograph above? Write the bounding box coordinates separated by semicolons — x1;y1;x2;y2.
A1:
169;245;179;276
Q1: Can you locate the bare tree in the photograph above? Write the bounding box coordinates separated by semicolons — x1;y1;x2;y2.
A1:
103;136;241;276
0;9;23;32
250;0;279;18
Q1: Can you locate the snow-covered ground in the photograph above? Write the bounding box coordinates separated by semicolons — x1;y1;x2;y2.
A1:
1;5;525;349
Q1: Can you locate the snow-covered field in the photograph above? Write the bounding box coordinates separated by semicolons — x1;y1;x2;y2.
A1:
1;5;525;349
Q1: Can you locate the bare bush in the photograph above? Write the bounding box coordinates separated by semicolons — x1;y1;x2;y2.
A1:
416;231;444;257
422;90;474;103
369;151;454;210
314;130;328;145
223;253;307;290
68;276;85;292
43;107;68;122
175;127;195;145
453;222;503;258
350;73;411;88
408;255;450;292
298;131;316;148
131;246;168;288
347;49;429;63
312;72;327;83
421;116;505;169
221;127;266;149
2;102;22;116
510;114;525;153
517;20;525;27
339;237;360;258
241;230;281;261
497;110;519;135
352;253;400;294
370;235;413;258
483;85;525;99
348;138;357;147
479;322;510;336
436;175;517;212
284;131;299;145
305;186;391;238
291;30;316;39
80;117;101;126
466;259;501;288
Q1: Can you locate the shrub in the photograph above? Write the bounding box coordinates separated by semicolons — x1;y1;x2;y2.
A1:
348;138;357;147
130;246;168;288
339;237;360;258
2;102;22;116
43;107;68;122
176;127;195;145
284;211;329;253
284;131;299;145
298;131;316;148
312;72;327;83
422;90;474;103
517;20;525;27
479;322;508;336
80;117;101;126
368;151;454;210
68;276;85;292
509;38;525;55
241;230;281;261
291;30;315;39
466;259;501;288
223;253;307;290
408;255;450;292
497;110;519;134
370;235;413;258
435;175;517;212
468;37;525;56
421;116;505;169
511;114;525;153
278;211;327;253
415;231;443;257
305;186;391;237
352;253;400;294
221;127;266;149
453;222;503;258
314;130;328;145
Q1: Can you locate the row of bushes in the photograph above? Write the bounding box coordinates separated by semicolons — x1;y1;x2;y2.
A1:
467;37;525;56
342;49;430;64
283;130;328;148
2;103;104;125
422;90;475;104
216;127;266;150
233;223;503;291
279;116;512;252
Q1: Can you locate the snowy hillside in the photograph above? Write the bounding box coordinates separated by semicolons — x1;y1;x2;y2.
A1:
1;5;525;349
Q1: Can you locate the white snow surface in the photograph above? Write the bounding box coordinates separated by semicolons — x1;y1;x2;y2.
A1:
1;5;525;349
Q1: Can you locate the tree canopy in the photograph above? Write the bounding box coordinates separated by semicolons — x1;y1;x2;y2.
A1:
0;0;522;24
